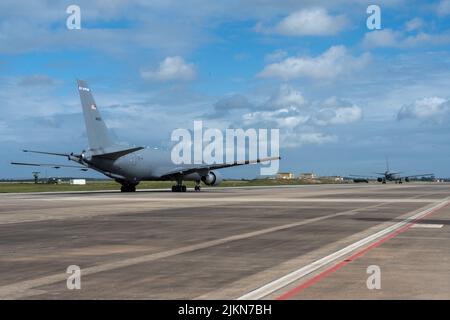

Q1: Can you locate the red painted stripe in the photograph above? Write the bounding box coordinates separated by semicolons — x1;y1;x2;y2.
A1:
276;201;449;300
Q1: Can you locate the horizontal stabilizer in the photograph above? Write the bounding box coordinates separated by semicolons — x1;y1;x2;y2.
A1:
23;150;70;157
92;146;144;160
11;162;88;170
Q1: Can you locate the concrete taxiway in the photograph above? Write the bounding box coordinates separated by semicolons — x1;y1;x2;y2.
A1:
0;183;449;299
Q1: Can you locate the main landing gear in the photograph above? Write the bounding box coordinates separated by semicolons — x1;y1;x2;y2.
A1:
116;179;138;192
172;177;186;192
172;185;187;192
120;185;136;192
171;179;202;192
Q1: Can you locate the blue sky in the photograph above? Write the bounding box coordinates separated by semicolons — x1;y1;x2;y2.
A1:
1;0;450;179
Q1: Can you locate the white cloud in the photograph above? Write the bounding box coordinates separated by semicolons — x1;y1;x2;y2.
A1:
282;132;337;148
265;49;288;62
205;94;254;118
403;32;450;47
311;97;363;125
272;8;348;36
0;1;410;56
238;87;362;148
242;108;309;130
437;0;450;16
397;97;450;120
314;105;362;125
363;29;450;48
362;29;402;48
0;76;67;119
141;56;196;81
206;85;306;119
258;45;370;80
404;17;424;32
242;107;309;129
296;132;337;144
268;84;306;109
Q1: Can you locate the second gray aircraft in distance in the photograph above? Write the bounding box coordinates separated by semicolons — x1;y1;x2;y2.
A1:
350;159;433;184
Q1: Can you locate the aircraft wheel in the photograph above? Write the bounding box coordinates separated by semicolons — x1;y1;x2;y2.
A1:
121;185;136;192
172;185;186;192
194;185;201;191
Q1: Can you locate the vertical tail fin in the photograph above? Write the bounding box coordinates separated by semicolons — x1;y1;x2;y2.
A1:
77;80;114;151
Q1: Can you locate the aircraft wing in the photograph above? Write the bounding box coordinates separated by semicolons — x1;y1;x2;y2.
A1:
349;174;378;179
400;173;434;178
161;156;281;178
11;162;88;170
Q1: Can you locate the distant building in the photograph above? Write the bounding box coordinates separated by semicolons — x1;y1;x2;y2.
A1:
70;179;86;185
298;172;316;180
277;172;294;180
322;176;344;182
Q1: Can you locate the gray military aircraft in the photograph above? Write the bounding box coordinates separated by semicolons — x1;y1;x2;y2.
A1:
11;80;280;192
350;158;434;184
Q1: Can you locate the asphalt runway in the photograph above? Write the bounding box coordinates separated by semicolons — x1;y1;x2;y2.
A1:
0;183;449;299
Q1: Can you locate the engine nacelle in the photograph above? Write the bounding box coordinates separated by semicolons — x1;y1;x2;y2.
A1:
405;177;410;182
377;177;383;183
201;171;223;186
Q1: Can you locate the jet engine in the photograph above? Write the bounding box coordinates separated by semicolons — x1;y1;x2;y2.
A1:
377;177;383;182
405;177;410;182
201;171;223;186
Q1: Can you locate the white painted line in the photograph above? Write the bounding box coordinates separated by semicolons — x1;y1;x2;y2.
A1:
411;223;444;229
237;198;449;300
36;197;438;203
0;203;381;299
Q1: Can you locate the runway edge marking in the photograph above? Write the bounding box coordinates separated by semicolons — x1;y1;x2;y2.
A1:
0;202;387;299
237;198;449;300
